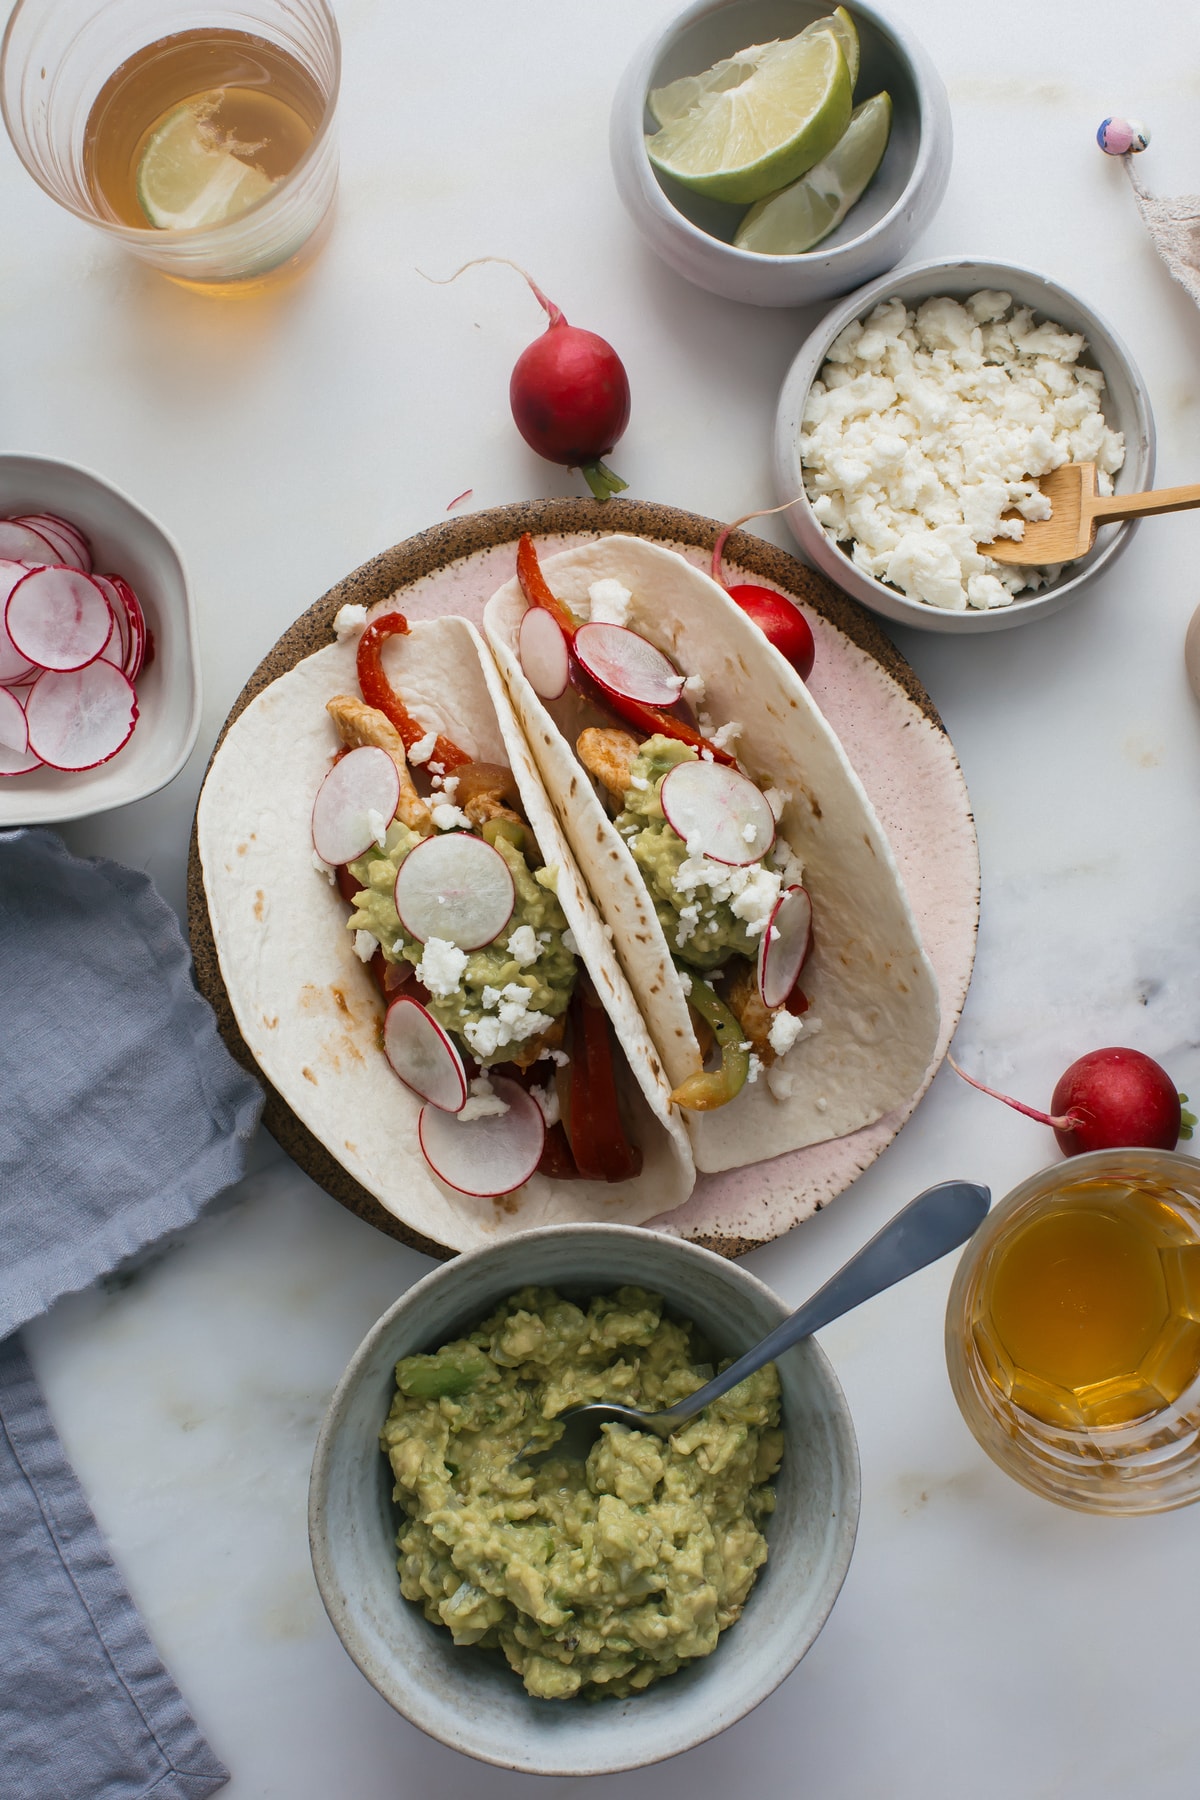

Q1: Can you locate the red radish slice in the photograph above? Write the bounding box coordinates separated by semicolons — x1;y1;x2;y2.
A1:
311;745;401;867
393;832;515;948
573;622;685;705
6;568;113;672
106;574;147;679
0;564;36;684
418;1076;545;1195
518;603;570;700
660;759;775;866
25;662;137;770
0;521;54;565
14;514;92;571
0;736;42;777
383;995;468;1112
758;884;813;1009
92;576;132;669
0;685;28;754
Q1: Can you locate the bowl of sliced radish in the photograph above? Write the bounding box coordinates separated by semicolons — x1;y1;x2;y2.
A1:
0;453;199;825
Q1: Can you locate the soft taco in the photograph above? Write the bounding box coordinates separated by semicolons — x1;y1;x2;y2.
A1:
483;533;941;1175
197;607;694;1251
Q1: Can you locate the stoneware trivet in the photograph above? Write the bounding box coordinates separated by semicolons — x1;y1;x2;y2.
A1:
187;497;979;1260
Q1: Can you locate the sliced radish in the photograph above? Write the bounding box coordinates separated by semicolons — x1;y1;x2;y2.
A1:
518;604;570;700
0;685;28;754
393;832;515;948
6;568;114;672
0;564;36;684
0;521;54;566
383;995;468;1112
311;745;401;867
105;574;147;679
418;1076;545;1195
25;662;137;770
758;884;814;1010
92;576;132;669
11;514;90;572
573;622;685;706
660;759;775;866
0;737;42;777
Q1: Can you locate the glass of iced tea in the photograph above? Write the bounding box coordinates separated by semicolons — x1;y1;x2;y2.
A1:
946;1148;1200;1514
1;0;339;290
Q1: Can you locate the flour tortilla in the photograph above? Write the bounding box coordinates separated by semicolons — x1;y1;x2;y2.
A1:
484;535;941;1175
197;614;694;1252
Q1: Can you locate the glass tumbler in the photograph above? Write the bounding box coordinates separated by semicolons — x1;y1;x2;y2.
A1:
946;1148;1200;1515
1;0;340;289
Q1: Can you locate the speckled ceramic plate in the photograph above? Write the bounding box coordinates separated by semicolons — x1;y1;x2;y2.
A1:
187;497;979;1260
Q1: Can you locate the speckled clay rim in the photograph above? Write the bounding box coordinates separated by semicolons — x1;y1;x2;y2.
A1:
187;495;955;1261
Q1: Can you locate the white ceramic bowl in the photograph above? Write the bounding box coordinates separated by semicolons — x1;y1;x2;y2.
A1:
610;0;952;308
309;1224;860;1776
773;257;1156;633
0;453;200;824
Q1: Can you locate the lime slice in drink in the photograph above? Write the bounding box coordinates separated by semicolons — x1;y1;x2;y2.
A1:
136;98;275;231
735;91;892;255
648;9;860;128
646;28;852;205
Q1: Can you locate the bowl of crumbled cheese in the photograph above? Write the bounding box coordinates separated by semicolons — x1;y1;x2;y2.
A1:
773;257;1155;631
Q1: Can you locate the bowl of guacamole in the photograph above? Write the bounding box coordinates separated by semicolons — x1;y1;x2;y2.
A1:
309;1224;860;1777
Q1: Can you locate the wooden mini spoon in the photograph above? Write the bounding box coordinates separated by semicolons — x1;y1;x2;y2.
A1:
980;462;1200;566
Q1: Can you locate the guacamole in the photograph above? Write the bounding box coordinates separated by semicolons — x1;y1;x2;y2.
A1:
614;737;767;972
346;823;576;1064
381;1285;782;1701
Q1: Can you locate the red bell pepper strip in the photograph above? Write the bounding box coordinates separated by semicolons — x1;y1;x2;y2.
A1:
566;983;643;1182
515;535;736;768
537;1121;579;1179
356;612;471;772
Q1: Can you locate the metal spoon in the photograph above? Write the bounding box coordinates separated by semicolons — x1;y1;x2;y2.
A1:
527;1179;990;1466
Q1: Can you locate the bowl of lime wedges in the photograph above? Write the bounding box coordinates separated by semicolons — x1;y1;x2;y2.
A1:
610;0;951;307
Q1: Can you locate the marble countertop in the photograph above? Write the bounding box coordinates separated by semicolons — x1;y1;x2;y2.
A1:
6;0;1200;1793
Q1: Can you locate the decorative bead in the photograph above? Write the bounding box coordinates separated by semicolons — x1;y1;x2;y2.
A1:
1096;117;1150;156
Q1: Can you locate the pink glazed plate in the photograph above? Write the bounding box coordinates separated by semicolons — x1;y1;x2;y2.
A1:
188;498;979;1260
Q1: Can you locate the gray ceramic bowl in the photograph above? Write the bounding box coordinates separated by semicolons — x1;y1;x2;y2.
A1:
309;1224;860;1776
773;257;1156;633
610;0;952;308
0;453;200;824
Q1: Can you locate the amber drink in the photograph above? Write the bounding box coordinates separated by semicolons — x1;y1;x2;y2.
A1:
946;1149;1200;1513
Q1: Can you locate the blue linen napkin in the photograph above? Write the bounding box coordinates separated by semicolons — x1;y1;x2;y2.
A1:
0;827;263;1800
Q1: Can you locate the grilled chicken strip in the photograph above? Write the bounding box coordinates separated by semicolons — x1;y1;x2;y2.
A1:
576;727;641;804
725;960;777;1064
326;695;431;833
453;761;526;836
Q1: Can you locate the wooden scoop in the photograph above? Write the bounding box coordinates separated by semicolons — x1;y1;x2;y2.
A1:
980;463;1200;566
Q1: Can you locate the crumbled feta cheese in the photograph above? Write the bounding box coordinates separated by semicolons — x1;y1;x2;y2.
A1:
766;1064;798;1101
742;821;757;843
441;776;459;803
416;936;468;997
539;1047;571;1068
629;775;650;791
313;850;338;885
768;1010;805;1057
671;849;783;939
333;603;368;640
353;930;379;963
586;577;633;626
531;1080;560;1127
407;731;436;765
365;807;389;848
462;983;555;1060
430;802;471;832
562;926;578;955
675;901;702;948
746;1053;763;1085
711;719;741;751
800;291;1126;609
458;1077;510;1122
506;924;539;967
682;672;706;706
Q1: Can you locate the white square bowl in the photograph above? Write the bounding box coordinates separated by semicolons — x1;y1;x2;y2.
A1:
0;453;200;824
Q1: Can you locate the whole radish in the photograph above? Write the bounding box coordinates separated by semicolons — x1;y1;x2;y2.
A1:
436;258;630;501
950;1046;1194;1156
711;505;815;681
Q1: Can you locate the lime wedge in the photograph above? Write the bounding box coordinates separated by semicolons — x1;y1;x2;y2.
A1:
648;10;860;127
646;28;852;205
136;98;275;231
735;91;892;255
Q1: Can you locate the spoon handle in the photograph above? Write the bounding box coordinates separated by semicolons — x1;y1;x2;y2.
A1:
660;1179;991;1423
1091;481;1200;523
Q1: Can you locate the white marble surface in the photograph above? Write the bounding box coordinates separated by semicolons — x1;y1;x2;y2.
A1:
7;0;1200;1792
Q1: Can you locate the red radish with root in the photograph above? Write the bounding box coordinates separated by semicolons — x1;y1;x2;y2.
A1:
430;259;631;500
711;503;816;682
949;1046;1194;1156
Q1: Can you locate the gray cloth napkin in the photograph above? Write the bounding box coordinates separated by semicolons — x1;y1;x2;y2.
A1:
0;828;263;1800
